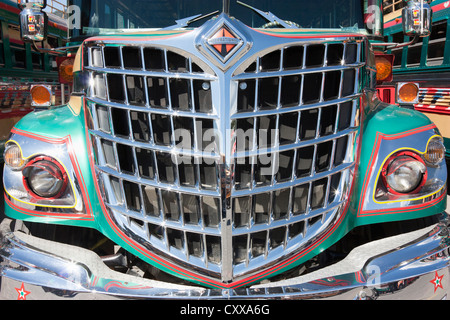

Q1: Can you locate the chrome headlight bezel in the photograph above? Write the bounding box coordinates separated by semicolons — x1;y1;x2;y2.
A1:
22;156;69;199
382;151;427;195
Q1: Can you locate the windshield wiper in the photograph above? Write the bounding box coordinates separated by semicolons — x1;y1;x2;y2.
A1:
164;11;220;30
236;1;299;29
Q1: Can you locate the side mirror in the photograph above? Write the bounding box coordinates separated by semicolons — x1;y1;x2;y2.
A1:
402;0;432;37
19;8;48;42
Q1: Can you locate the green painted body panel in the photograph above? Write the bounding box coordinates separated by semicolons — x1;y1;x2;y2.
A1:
3;27;448;288
354;103;447;227
4;105;100;229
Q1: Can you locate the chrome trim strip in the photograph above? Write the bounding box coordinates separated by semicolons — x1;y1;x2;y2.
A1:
84;66;218;81
232;63;365;80
90;129;222;160
97;166;221;197
231;128;357;158
106;202;223;236
230;94;361;119
230;163;355;196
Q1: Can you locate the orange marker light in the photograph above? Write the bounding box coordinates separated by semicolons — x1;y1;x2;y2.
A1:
375;54;394;82
424;137;445;165
4;143;25;170
398;83;419;103
30;85;52;106
57;57;75;84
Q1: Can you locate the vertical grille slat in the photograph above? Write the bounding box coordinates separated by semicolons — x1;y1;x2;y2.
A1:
85;36;362;283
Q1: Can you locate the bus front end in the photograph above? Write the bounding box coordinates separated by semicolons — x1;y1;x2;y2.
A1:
0;0;449;300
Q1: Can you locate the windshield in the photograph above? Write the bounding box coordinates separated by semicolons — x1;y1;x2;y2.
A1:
69;0;369;38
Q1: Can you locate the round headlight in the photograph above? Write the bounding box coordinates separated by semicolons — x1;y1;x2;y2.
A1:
383;153;426;194
22;157;68;198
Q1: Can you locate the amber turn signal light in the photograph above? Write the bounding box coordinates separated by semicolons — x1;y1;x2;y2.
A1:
57;57;75;84
375;54;394;83
30;84;52;107
397;82;419;104
424;136;445;165
4;142;25;170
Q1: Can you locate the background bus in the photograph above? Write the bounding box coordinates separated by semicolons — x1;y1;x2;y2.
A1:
380;0;450;192
0;0;69;157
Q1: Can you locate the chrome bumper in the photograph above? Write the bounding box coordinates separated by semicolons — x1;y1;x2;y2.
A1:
1;213;450;300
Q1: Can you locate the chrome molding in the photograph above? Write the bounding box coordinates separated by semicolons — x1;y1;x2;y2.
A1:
83;15;365;284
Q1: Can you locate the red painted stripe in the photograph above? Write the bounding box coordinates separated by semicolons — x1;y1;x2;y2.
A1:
86;31;191;42
0;2;20;15
254;29;363;39
431;1;450;13
5;194;93;220
415;105;450;115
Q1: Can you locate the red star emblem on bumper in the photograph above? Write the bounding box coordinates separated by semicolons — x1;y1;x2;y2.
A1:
430;271;444;293
15;283;31;300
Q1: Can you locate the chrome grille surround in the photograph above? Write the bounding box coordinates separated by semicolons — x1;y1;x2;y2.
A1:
84;17;364;285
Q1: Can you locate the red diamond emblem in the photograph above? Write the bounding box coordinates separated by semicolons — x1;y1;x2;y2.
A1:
207;26;241;58
198;15;251;69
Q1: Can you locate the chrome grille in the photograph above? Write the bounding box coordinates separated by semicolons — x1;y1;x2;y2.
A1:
84;32;362;283
86;44;225;274
229;42;360;275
